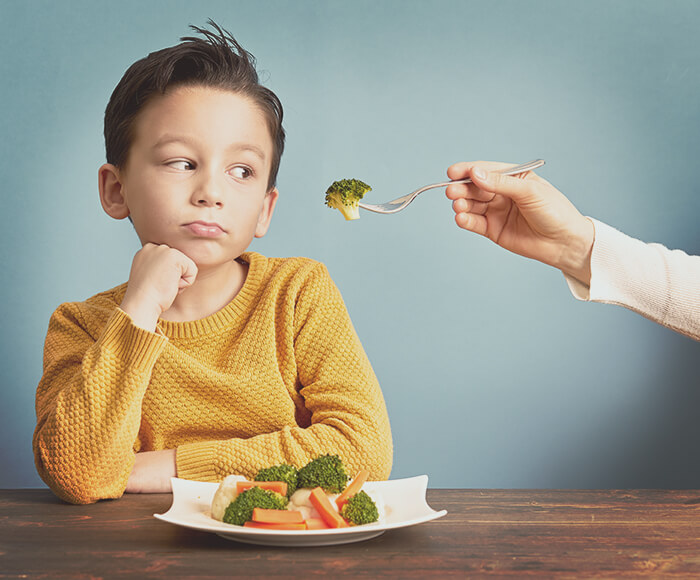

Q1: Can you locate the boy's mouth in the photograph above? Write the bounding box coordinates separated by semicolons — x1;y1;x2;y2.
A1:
183;221;227;237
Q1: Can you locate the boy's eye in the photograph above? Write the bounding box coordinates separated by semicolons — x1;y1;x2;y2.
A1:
230;166;252;179
168;160;195;171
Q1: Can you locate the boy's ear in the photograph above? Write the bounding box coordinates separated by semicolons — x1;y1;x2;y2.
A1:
98;163;130;220
254;188;279;238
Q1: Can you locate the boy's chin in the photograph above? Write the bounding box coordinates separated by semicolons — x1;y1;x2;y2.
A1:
147;238;249;269
180;248;246;269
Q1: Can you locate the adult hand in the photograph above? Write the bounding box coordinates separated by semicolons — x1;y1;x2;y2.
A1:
445;161;595;285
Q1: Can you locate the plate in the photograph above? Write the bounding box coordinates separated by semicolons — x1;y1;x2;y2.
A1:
155;475;447;547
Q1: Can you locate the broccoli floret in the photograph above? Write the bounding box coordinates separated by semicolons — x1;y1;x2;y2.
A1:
297;454;349;493
222;486;288;526
325;178;372;221
340;490;379;525
254;463;299;498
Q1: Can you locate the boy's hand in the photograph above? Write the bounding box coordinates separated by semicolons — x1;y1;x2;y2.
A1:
125;449;177;494
445;161;595;286
120;243;198;331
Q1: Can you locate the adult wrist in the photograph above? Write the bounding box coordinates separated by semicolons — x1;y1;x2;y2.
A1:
558;216;594;286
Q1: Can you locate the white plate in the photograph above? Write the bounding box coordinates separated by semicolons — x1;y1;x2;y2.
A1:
155;475;447;547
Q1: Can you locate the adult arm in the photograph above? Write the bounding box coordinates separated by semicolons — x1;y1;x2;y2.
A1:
446;161;699;341
565;219;700;340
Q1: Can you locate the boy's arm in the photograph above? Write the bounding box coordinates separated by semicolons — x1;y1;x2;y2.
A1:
176;263;393;482
33;305;168;504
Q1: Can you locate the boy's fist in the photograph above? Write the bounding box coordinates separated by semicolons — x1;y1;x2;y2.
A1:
120;243;198;331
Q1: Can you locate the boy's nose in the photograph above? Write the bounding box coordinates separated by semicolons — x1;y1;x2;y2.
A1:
195;195;224;208
192;175;225;208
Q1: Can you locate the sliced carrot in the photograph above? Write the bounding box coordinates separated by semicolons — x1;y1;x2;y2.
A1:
252;508;304;524
236;480;288;496
335;469;370;509
305;517;331;530
244;521;307;530
309;487;348;528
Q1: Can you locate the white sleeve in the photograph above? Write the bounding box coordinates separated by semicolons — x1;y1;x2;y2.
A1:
564;218;700;341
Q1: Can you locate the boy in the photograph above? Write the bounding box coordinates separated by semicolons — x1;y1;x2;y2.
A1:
33;22;392;504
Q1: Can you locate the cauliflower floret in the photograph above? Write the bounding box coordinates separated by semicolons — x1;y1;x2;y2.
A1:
210;475;247;521
288;488;341;520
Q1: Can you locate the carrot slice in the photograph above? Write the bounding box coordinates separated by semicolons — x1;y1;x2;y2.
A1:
252;508;304;524
236;480;288;496
309;487;348;528
335;469;370;509
305;517;330;530
244;521;307;530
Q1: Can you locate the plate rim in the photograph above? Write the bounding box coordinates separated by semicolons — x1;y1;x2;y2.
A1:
154;474;447;545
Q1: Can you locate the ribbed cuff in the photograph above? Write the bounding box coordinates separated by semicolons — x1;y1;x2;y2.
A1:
100;308;168;369
563;272;591;301
176;440;221;481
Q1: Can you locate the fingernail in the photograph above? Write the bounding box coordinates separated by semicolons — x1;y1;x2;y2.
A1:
473;167;487;180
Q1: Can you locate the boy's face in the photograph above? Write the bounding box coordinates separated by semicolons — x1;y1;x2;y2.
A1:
99;85;278;268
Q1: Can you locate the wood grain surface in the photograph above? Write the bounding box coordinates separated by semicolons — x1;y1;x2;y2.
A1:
1;488;698;578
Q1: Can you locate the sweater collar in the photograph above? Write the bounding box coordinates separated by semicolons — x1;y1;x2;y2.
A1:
154;252;267;339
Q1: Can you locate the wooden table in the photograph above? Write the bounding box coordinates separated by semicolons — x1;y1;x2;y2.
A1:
1;489;699;578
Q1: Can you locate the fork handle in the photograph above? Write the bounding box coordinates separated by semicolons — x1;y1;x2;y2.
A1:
443;159;545;188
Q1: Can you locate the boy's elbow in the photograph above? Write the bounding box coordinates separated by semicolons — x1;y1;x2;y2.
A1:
349;423;393;481
372;434;393;481
35;446;125;505
44;474;124;505
48;483;103;505
37;464;124;505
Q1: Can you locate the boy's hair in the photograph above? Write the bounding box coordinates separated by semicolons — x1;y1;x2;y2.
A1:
104;20;285;190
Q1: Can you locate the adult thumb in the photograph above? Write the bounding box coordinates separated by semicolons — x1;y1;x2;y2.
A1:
471;166;537;204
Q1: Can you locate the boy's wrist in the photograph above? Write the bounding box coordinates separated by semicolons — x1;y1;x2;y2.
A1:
120;296;161;332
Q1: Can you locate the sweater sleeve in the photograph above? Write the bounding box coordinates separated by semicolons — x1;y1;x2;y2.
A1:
564;218;700;340
176;263;393;482
33;305;168;504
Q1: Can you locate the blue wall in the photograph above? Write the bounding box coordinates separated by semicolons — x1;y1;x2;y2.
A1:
2;0;698;489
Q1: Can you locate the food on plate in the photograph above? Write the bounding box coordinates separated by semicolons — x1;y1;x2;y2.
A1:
210;474;247;521
336;469;369;508
340;490;379;525
211;455;383;530
304;517;330;530
297;453;349;493
254;463;298;498
222;486;289;526
236;480;288;496
243;521;307;530
309;486;348;528
251;508;304;524
325;178;372;221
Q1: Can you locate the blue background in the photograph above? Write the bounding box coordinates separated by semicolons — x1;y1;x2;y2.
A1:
1;0;698;489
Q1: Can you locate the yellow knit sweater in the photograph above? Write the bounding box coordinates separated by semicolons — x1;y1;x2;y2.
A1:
33;252;393;504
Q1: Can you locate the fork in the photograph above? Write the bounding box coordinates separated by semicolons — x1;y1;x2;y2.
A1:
358;159;545;214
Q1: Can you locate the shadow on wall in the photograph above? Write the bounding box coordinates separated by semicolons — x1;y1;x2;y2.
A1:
558;329;700;489
589;229;700;488
624;333;700;488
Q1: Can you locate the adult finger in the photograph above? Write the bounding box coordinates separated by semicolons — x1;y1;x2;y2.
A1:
446;160;514;181
453;198;490;215
446;180;498;203
455;211;488;236
470;166;539;205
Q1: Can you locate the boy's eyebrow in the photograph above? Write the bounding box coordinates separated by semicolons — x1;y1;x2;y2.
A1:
230;143;267;162
153;135;267;161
